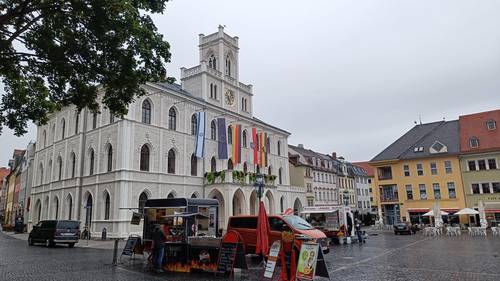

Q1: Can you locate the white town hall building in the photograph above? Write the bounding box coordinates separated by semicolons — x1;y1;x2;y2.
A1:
29;26;306;238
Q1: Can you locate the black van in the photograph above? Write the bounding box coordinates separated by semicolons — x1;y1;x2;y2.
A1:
29;220;80;248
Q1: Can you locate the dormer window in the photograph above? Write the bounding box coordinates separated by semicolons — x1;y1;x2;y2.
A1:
469;137;479;148
486;119;496;131
208;54;216;69
430;141;447;154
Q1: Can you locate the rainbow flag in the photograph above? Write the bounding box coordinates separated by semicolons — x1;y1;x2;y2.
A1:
232;124;242;164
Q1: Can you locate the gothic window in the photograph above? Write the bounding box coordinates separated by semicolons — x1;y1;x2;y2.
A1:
107;144;113;172
225;54;231;76
214;85;217;99
168;107;177;130
38;163;44;185
67;195;73;220
89;149;95;175
138;192;148;214
210;83;214;99
142;99;151;124
70;152;76;178
277;141;281;156
74;113;79;134
167;149;176;174
242;130;247;148
228;126;233;144
92;113;97;129
104;192;110;220
109;111;114;124
61;119;66;139
57;156;63;181
243;162;248;173
211;157;217;172
279;168;283;185
228;159;234;170
209;54;216;69
191;154;197;176
211;120;217;140
191;114;197;135
268;166;272;176
42;130;47;148
140;145;150;171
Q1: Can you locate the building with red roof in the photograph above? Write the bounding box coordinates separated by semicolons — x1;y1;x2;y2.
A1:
458;109;500;224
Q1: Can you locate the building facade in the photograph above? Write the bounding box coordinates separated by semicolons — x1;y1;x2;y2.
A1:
288;145;338;207
353;162;377;217
352;164;372;223
29;27;305;238
458;110;500;226
0;167;11;224
335;157;356;210
370;121;467;225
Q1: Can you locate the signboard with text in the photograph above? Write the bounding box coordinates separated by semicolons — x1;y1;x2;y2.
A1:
296;243;319;280
263;240;281;279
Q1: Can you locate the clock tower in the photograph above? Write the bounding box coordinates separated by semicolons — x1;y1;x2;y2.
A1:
180;26;253;116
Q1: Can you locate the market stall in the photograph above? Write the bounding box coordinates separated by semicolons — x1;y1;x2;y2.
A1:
300;205;354;243
142;198;222;273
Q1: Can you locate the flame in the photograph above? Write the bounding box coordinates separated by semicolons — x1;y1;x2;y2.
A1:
164;262;191;273
190;260;218;272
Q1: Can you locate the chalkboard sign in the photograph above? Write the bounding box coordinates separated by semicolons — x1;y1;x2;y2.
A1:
122;236;141;256
314;244;330;279
216;242;238;274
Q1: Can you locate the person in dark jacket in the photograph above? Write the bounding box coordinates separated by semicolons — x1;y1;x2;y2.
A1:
355;223;364;244
152;225;167;273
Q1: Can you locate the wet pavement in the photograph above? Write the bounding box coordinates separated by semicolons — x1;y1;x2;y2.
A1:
1;230;500;280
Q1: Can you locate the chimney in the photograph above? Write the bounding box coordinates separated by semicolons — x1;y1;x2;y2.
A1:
331;152;337;160
298;144;304;149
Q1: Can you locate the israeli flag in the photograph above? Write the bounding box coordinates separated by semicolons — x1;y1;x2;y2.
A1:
195;111;206;158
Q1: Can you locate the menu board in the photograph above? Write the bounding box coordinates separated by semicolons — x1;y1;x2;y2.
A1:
122;236;141;256
216;242;238;274
263;240;281;279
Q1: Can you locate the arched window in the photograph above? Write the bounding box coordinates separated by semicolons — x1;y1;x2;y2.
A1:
214;85;217;99
210;83;214;99
228;159;234;170
109;111;114;124
241;97;245;111
167;149;176;174
228;126;233;144
277;141;281;156
54;197;59;219
70;152;76;178
168;107;176;130
142;99;151;124
140;145;150;171
210;120;217;140
38;163;44;185
280;197;284;213
138;192;148;214
209;54;216;69
92;113;97;129
67;195;73;220
42;130;47;148
107;144;113;172
225;54;231;76
61;119;66;139
57;156;63;181
89;148;95;175
242;130;247;148
74;113;79;134
104;192;110;220
267;137;271;154
243;162;248;173
486;119;496;130
47;159;52;182
191;154;198;176
51;124;55;142
211;157;217;172
268;166;272;176
278;168;283;185
191;114;197;135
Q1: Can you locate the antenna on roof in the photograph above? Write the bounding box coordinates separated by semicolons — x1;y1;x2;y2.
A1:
419;114;422;125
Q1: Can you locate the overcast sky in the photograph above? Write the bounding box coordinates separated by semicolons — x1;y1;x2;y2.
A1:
1;0;500;166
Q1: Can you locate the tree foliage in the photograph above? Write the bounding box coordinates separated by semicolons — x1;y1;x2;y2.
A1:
0;0;174;135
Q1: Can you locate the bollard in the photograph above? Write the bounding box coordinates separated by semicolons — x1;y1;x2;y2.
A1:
112;239;119;266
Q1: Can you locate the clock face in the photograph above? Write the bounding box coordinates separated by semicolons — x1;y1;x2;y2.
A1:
225;90;235;106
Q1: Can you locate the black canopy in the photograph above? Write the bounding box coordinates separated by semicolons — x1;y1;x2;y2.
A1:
144;198;219;209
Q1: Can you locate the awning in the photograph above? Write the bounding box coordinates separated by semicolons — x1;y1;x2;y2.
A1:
485;209;500;213
407;208;429;213
300;209;340;214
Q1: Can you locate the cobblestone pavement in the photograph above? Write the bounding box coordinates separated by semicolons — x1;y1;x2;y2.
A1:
1;230;500;280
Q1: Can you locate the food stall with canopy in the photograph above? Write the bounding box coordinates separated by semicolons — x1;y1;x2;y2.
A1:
143;198;221;273
300;205;354;243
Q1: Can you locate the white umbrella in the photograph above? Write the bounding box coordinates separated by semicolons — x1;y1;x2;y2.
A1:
422;210;449;217
455;208;479;215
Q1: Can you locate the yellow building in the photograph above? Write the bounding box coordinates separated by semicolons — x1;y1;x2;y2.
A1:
370;120;467;225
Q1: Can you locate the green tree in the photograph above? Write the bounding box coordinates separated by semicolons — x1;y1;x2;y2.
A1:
0;0;174;135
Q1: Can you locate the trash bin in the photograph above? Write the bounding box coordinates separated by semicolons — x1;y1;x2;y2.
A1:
101;228;107;240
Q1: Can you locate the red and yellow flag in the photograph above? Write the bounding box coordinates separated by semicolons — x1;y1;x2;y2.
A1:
232;124;241;164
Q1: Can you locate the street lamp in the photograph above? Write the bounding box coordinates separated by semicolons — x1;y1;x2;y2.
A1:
254;173;265;201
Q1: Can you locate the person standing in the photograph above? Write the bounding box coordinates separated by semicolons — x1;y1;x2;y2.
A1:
355;223;364;244
152;225;167;273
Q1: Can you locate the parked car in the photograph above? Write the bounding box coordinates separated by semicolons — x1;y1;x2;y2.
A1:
29;220;80;248
227;215;330;254
393;222;415;235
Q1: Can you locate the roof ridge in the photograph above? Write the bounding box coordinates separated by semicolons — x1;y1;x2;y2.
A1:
396;121;447;159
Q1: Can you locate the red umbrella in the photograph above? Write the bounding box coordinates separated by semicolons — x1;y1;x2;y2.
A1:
255;201;271;256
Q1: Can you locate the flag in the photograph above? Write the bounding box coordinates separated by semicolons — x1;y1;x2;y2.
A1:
259;132;268;167
217;118;228;159
252;128;258;165
232;124;242;164
265;133;270;167
195;112;206;158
